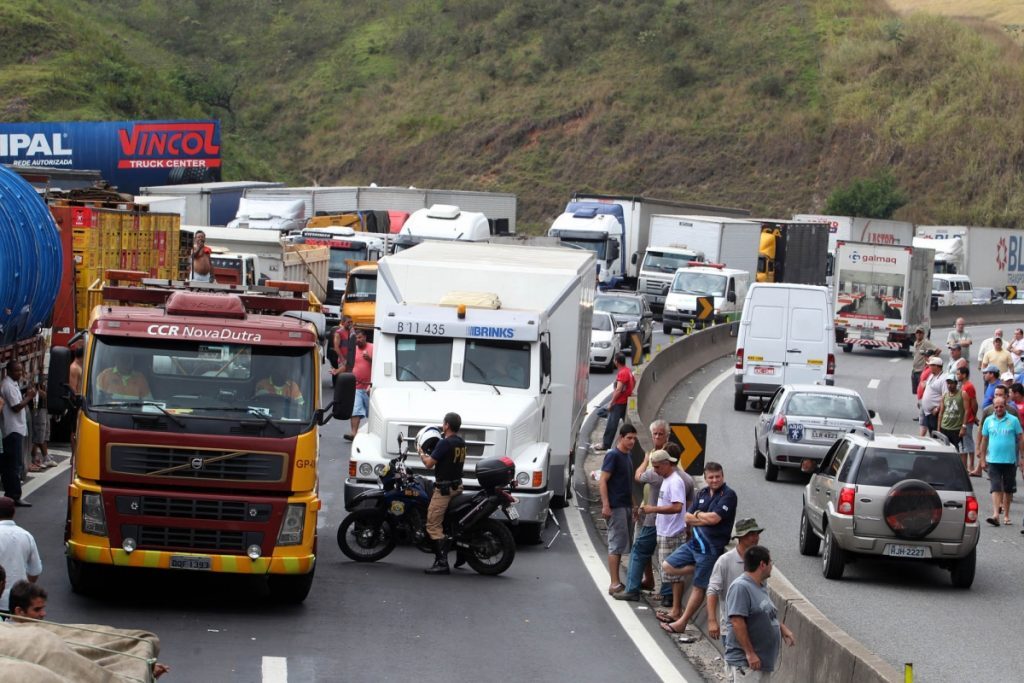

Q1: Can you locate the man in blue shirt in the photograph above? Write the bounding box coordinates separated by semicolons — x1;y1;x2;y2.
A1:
979;396;1023;527
723;545;796;678
659;461;738;635
599;423;637;595
981;364;1000;409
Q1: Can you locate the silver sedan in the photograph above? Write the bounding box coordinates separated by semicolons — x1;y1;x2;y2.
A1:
753;384;874;482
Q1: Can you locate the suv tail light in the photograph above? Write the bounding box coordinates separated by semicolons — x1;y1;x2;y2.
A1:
864;419;874;432
965;495;979;524
827;353;836;375
837;486;856;515
772;415;787;432
736;348;744;370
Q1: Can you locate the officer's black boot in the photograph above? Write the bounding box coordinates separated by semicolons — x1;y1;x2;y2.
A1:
424;539;450;575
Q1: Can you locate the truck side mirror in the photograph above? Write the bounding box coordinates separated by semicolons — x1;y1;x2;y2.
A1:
331;372;356;421
540;341;551;378
727;291;736;303
607;240;620;264
47;346;75;413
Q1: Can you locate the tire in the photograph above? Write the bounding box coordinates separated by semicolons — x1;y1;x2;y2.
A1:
268;568;315;604
551;460;573;509
733;390;746;412
514;522;545;545
764;456;779;482
66;557;102;596
883;479;942;539
798;508;820;556
842;343;853;353
663;323;672;335
337;509;396;562
821;525;845;580
950;548;976;589
753;437;765;469
463;519;517;575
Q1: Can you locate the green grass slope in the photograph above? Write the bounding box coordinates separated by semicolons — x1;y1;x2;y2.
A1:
2;0;1023;230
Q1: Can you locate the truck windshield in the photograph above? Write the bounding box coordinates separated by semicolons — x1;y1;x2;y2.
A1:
558;238;606;261
346;273;377;301
464;340;530;390
327;246;370;278
396;336;452;382
642;251;697;273
671;272;727;296
85;337;314;422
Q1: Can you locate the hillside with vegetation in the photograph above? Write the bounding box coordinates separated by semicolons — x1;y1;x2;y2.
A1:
3;0;1024;230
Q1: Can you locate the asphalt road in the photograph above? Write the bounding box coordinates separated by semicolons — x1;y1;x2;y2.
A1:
656;322;1017;683
19;328;700;683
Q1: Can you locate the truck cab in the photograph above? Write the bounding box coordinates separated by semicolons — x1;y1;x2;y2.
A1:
392;204;490;252
342;264;378;334
636;245;704;313
301;227;385;323
210;252;258;287
662;264;750;333
548;208;623;288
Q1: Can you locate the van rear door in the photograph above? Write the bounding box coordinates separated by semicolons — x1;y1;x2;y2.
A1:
742;286;789;387
783;288;830;385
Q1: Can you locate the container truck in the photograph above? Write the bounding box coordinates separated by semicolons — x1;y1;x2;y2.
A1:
753;220;830;285
832;241;934;354
344;241;595;542
300;227;387;323
139;181;283;226
548;194;749;289
915;225;1024;291
47;273;353;603
793;214;915;253
392;204;491;252
242;185;517;234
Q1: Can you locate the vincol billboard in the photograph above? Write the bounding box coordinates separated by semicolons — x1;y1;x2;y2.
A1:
0;120;221;193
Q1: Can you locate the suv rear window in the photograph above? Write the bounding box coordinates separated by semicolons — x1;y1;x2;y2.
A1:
855;449;969;491
786;393;867;421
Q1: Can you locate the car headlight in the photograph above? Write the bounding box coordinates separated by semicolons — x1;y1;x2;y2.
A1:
276;504;306;546
595;341;611;349
620;321;638;331
82;492;107;536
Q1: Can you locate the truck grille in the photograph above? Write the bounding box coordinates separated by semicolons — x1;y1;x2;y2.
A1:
108;445;285;482
133;525;261;554
642;280;666;295
115;495;271;522
396;425;490;456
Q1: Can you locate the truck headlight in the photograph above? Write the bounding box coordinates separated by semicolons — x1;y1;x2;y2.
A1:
358;462;373;477
277;504;306;546
82;492;108;537
516;472;531;487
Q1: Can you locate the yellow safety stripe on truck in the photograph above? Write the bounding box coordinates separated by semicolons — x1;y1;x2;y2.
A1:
67;542;314;575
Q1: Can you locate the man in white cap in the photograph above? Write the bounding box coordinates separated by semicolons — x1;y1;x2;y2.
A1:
920;355;946;435
977;328;1004;371
983;336;1014;376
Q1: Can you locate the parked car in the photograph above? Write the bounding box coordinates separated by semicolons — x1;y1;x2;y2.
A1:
799;432;979;588
753;384;873;481
970;287;1001;305
595;291;654;353
589;311;621;371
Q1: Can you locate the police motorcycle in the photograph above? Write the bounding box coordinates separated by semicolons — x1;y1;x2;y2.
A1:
337;426;519;575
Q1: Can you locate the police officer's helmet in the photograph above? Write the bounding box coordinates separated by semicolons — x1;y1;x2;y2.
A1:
416;425;443;454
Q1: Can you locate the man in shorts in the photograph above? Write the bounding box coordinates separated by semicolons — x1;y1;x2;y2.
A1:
599;423;637;595
660;461;738;637
979;396;1023;527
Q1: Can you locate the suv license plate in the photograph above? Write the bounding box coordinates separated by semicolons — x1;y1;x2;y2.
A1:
753;366;775;375
506;505;520;521
883;544;931;559
170;555;212;571
812;431;839;440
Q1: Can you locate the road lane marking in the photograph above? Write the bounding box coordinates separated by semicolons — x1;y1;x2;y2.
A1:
890;357;901;363
687;368;734;424
21;448;72;500
868;379;880;389
262;656;288;682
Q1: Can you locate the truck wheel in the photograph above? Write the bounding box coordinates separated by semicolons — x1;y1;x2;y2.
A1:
733;390;746;412
551;461;573;509
67;557;102;596
950;549;976;589
514;522;544;545
843;343;853;353
798;509;820;556
268;568;315;604
822;525;845;580
663;323;672;335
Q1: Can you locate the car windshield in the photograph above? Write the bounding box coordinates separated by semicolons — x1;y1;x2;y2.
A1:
464;339;530;390
396;335;452;382
558;238;606;260
592;314;613;331
786;393;867;421
596;297;641;316
346;272;377;301
856;449;969;491
672;272;726;296
85;336;314;422
326;245;370;278
642;251;698;273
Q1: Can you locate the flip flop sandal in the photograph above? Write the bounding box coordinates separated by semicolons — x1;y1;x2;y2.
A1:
986;517;1000;527
655;611;677;623
659;622;687;634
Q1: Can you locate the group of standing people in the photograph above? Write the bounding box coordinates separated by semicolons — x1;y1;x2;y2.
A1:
913;319;1024;530
598;419;795;680
1;361;57;509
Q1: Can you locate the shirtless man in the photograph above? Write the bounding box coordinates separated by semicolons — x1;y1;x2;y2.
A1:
191;230;213;282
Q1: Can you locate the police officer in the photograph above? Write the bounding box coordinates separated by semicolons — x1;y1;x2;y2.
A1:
419;412;467;575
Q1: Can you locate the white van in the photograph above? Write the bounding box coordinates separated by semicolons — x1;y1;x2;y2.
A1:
734;283;835;411
662;265;750;333
932;274;972;307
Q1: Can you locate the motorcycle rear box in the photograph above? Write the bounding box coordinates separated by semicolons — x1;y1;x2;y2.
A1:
475;457;515;489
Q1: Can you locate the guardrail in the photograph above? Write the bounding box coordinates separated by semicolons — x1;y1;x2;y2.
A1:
625;322;902;683
932;302;1019;328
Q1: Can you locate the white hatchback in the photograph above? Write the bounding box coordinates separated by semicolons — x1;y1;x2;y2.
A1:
589;311;620;371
